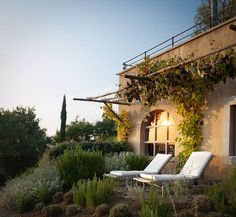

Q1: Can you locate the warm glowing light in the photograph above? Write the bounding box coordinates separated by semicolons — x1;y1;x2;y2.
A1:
162;120;171;126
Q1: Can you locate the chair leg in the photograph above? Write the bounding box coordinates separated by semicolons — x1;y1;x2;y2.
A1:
143;182;147;191
125;178;128;187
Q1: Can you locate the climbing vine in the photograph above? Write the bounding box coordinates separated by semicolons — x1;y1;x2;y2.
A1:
102;104;131;142
119;49;236;165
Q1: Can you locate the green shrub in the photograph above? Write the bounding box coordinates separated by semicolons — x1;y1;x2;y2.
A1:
140;186;159;217
223;166;236;216
207;168;236;216
158;200;173;217
140;186;172;217
105;152;130;172
72;176;117;208
38;184;51;204
86;177;117;208
207;183;228;213
16;193;34;212
228;166;236;215
125;153;150;170
47;142;78;159
58;146;105;189
80;141;131;154
0;160;62;209
47;141;131;159
232;166;236;194
72;180;86;206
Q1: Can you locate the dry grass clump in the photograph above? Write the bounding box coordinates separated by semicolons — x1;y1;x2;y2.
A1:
194;195;215;213
42;204;63;217
109;203;131;217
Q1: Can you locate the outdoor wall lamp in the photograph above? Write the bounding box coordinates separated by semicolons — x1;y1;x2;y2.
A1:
229;24;236;31
163;120;171;126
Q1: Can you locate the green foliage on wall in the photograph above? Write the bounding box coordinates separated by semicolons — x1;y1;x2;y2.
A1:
102;104;131;141
120;49;236;165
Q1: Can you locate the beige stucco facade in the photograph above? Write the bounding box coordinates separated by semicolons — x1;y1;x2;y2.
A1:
118;17;236;180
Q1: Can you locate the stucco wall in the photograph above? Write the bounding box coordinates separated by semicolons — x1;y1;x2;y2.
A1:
118;17;236;180
203;80;235;155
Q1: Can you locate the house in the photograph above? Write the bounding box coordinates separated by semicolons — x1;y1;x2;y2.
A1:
117;17;236;180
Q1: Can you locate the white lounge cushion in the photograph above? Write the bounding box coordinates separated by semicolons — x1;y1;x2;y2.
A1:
109;153;172;178
144;153;172;173
180;151;213;177
139;151;213;183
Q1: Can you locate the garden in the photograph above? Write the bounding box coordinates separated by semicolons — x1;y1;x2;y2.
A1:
0;140;236;217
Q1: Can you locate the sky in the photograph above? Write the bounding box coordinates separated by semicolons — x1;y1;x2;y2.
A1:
0;0;201;136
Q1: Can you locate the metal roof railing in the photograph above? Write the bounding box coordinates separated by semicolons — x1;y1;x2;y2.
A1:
122;6;236;70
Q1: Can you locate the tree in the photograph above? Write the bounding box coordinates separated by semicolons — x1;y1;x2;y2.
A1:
94;117;117;141
0;106;47;178
60;95;67;142
64;117;117;142
194;0;236;33
66;117;94;142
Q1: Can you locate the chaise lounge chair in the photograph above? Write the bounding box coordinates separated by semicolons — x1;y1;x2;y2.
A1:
134;151;213;186
105;153;172;184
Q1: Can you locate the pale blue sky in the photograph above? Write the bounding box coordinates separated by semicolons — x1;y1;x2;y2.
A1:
0;0;201;135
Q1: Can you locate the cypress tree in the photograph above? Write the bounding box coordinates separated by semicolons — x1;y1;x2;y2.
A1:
60;95;67;142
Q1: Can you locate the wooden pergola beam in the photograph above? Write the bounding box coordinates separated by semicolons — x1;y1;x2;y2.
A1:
73;98;130;105
87;90;118;100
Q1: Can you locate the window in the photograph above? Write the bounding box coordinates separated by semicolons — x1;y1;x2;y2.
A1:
144;110;176;156
229;105;236;156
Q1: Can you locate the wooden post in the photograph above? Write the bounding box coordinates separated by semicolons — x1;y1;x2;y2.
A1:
104;102;123;123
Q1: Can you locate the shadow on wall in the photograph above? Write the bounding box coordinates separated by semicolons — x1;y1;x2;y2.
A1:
128;110;142;153
202;82;225;152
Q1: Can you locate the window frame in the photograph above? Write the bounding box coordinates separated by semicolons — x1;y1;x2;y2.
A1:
144;110;176;156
